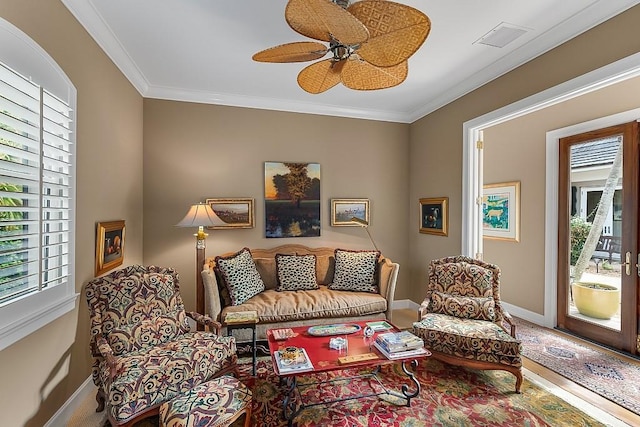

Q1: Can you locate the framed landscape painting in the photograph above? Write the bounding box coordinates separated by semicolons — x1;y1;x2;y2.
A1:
331;198;369;226
482;181;520;242
95;220;125;276
205;198;254;229
419;197;448;236
264;161;320;238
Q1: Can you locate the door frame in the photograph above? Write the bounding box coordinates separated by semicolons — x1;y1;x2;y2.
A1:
462;52;640;328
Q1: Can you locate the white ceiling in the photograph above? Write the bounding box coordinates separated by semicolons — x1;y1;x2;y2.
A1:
62;0;639;123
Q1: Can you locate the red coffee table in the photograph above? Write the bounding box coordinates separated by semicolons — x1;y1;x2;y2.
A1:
267;320;430;426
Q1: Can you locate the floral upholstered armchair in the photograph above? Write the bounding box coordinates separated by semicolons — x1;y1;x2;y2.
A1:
412;256;523;393
85;265;238;426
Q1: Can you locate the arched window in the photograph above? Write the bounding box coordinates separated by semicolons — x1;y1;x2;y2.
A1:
0;18;76;350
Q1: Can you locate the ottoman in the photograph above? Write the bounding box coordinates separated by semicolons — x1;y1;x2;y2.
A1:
159;376;252;427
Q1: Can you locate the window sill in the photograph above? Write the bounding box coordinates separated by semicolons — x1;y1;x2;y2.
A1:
0;285;78;351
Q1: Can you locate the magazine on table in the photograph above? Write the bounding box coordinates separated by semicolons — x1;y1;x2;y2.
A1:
365;320;394;331
373;341;429;360
375;330;424;353
274;347;314;374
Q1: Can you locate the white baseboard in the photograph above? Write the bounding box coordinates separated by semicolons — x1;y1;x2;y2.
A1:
392;299;420;311
44;376;94;427
501;302;546;326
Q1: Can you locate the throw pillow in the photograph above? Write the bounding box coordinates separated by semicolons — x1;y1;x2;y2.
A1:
429;291;496;321
215;247;265;306
329;249;380;293
275;253;319;291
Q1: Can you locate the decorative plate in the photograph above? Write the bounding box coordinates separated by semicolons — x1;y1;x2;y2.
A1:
307;324;362;336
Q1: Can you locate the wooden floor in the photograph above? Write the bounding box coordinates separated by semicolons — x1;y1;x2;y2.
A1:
393;308;640;427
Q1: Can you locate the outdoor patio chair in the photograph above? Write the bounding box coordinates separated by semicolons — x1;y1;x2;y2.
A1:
413;256;523;392
85;265;238;426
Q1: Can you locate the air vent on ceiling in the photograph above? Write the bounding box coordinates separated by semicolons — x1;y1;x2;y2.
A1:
474;22;530;48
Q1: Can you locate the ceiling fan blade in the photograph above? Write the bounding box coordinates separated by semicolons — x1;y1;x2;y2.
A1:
286;0;369;45
253;42;328;63
341;57;408;90
348;0;430;67
298;59;345;94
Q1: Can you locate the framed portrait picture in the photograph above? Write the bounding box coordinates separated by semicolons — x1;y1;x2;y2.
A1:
331;198;370;226
205;198;254;229
482;181;520;242
419;197;448;236
95;220;125;276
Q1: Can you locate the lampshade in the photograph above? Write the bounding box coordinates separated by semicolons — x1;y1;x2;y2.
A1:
176;203;221;228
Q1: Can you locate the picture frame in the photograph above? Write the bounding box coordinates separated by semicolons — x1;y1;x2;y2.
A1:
419;197;448;236
205;198;255;229
482;181;520;242
264;162;321;238
331;198;370;226
95;220;125;276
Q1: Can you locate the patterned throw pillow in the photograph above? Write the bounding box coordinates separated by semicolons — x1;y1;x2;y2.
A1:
429;291;496;321
329;249;380;293
275;254;319;291
215;247;265;306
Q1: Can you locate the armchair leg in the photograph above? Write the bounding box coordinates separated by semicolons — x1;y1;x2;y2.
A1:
95;389;105;412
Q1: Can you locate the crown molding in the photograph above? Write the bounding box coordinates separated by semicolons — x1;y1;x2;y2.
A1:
61;0;149;95
145;85;412;123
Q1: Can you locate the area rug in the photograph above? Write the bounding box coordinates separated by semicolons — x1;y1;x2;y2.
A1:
514;316;640;415
233;357;604;427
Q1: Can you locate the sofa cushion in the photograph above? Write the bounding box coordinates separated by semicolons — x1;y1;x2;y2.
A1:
215;248;265;306
413;313;521;367
275;253;319;291
429;291;496;321
329;249;380;293
98;332;236;423
222;285;386;323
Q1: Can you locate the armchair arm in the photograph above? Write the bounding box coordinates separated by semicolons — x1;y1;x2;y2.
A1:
95;336;118;379
418;298;430;319
187;311;222;334
502;310;517;338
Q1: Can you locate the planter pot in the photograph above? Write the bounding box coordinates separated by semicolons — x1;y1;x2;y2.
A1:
571;282;620;320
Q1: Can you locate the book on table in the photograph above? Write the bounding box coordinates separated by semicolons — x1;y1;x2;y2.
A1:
373;341;429;360
375;330;424;353
274;347;314;374
224;310;258;324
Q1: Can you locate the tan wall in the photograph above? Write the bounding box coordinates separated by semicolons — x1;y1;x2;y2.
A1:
409;5;640;307
484;75;640;314
0;1;143;426
142;100;411;307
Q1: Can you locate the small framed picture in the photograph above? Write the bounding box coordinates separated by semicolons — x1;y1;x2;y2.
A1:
95;220;125;276
419;197;448;236
331;198;370;226
483;181;520;242
205;198;254;229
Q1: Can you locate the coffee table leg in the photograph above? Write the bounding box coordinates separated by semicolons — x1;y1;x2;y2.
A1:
399;359;421;405
282;376;300;426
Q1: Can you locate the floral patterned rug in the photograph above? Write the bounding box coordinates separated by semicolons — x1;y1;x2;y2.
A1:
515;317;640;415
231;357;604;427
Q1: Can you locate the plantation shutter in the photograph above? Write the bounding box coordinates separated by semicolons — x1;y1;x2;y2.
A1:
0;62;73;303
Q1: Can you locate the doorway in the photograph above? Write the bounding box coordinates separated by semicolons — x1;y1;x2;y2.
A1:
557;122;639;353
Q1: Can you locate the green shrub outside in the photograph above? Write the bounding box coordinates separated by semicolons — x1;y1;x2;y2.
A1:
570;216;592;265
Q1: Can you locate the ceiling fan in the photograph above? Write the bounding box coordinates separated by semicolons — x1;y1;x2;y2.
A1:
252;0;431;94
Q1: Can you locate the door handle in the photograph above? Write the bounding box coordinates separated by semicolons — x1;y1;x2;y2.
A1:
636;254;640;278
624;252;631;276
